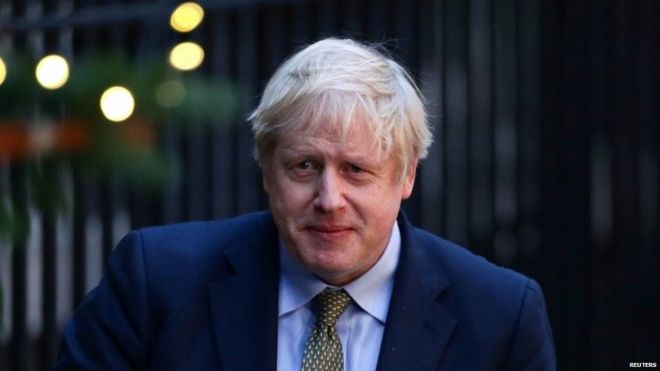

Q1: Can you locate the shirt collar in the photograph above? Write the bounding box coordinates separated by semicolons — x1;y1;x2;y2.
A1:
278;221;401;324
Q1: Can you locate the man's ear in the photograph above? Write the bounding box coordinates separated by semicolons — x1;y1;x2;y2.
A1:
401;160;418;200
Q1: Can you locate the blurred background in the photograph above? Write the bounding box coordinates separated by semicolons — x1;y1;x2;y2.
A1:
0;0;658;370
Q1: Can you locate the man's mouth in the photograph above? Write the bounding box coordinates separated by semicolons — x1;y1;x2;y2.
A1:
305;225;353;238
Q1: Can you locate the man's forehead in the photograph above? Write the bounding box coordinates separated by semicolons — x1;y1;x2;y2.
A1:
284;118;376;144
274;130;387;163
277;132;369;154
288;117;374;142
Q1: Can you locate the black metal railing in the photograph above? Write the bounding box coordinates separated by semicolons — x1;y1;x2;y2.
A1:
0;1;658;370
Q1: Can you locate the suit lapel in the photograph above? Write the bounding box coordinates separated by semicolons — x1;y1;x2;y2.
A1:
376;213;457;371
205;212;456;370
207;214;280;371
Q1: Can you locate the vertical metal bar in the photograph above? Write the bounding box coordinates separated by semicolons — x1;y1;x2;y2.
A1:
99;179;114;261
367;0;386;40
516;0;542;266
186;122;208;221
492;0;519;265
39;160;58;369
160;123;183;224
392;0;422;223
209;10;233;219
317;0;337;38
9;164;28;371
393;0;414;64
176;117;192;221
540;1;593;368
467;0;494;257
587;3;613;362
610;1;642;366
341;0;362;37
71;164;87;308
263;3;287;73
0;161;9;371
234;6;261;214
418;0;444;236
291;1;312;44
635;0;660;360
442;0;469;246
538;0;566;365
127;183;148;229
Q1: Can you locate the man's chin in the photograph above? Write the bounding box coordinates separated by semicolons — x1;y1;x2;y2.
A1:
303;248;372;284
308;265;358;286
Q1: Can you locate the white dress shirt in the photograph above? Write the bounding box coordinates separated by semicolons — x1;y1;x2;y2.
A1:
277;222;401;371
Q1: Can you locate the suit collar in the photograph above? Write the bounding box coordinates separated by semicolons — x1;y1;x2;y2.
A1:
376;212;457;371
206;211;457;371
207;212;280;371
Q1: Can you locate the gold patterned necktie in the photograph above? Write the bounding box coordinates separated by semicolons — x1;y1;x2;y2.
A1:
301;289;352;371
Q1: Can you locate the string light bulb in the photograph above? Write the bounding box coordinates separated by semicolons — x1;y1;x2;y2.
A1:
170;2;204;33
100;86;135;123
169;42;205;71
0;56;7;86
35;54;70;90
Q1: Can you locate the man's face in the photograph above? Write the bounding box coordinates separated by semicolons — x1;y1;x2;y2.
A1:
262;123;416;286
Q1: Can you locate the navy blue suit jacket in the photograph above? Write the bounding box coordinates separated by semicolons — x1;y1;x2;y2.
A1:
54;211;556;370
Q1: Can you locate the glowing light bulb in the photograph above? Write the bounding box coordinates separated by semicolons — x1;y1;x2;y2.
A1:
0;57;7;86
35;54;70;90
170;2;205;33
169;42;205;71
100;86;135;122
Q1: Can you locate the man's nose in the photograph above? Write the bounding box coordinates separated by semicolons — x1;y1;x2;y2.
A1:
313;169;346;213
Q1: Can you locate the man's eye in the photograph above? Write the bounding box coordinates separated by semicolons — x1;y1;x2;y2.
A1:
347;164;364;174
296;160;313;170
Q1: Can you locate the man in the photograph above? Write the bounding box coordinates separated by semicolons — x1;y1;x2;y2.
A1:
54;38;555;370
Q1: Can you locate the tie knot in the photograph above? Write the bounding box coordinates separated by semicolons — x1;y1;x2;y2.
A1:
314;289;352;327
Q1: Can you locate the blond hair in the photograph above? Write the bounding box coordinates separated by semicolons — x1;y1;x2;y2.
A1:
248;38;432;180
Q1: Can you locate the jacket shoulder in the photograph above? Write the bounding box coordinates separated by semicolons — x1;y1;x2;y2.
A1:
109;211;275;287
408;227;555;368
410;227;534;309
133;211;274;254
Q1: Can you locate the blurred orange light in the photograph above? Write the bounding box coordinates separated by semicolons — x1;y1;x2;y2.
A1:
169;42;205;71
170;2;204;33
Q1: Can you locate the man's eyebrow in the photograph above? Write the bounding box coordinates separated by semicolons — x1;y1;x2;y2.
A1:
279;145;319;156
